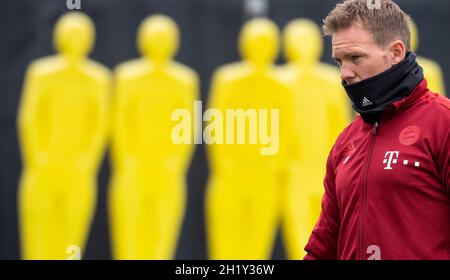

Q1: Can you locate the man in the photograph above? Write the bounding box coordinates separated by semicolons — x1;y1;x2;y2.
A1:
304;0;450;260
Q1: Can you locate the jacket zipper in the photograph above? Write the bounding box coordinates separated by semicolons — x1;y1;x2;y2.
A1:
359;121;378;260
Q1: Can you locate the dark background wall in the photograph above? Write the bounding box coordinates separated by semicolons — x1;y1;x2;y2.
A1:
1;0;449;260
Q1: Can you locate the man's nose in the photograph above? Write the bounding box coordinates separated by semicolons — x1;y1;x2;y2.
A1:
340;63;356;83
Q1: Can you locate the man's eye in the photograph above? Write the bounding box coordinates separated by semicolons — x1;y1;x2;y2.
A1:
351;55;361;62
334;59;342;67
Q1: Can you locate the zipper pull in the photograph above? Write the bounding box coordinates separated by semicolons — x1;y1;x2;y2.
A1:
373;122;379;135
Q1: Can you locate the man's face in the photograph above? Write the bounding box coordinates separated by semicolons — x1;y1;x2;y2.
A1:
332;23;393;85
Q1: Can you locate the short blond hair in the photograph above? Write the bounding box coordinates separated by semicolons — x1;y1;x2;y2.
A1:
323;0;411;51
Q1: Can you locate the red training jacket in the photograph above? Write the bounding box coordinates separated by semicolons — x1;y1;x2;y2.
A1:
304;79;450;260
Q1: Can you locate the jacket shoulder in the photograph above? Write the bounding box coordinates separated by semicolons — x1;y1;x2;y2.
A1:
435;94;450;111
414;92;450;141
422;92;450;117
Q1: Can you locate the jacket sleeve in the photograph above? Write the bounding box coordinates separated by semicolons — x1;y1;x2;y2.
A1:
303;141;341;260
431;95;450;197
436;97;450;194
441;125;450;194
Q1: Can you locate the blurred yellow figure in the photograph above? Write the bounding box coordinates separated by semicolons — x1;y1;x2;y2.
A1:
408;19;446;95
205;18;294;260
17;12;111;260
278;19;350;259
109;15;198;259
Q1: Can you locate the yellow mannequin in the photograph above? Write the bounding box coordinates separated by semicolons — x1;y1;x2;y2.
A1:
109;15;198;259
17;12;111;260
408;19;446;95
278;19;350;259
205;18;294;260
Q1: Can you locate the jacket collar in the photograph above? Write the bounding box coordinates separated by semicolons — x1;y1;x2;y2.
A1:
377;78;428;123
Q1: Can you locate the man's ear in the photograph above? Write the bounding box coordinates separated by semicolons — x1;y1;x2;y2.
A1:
390;40;406;65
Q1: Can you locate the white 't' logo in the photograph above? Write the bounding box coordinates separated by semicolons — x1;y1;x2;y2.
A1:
383;151;399;170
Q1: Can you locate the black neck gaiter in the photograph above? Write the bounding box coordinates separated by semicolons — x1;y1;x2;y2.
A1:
342;52;424;124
